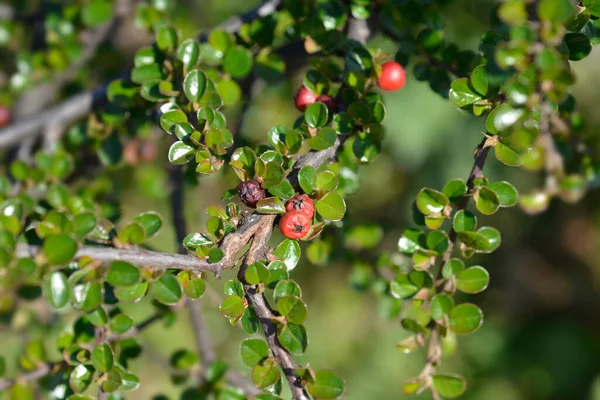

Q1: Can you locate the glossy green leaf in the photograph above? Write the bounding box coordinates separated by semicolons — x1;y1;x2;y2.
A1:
256;197;286;214
564;32;592;61
43;234;77;265
431;294;455;320
307;370;345;399
442;179;467;203
456;266;490;294
475;187;500;215
276;296;307;324
453;210;477;232
168;141;195;165
298;166;317;194
245;262;271;285
315;192;346;221
416;188;449;215
70;282;103;311
133;212;162;238
449;303;484;335
252;361;280;389
449;78;483;107
489;181;518;207
274;239;301;270
305;102;329;128
223;46;253;78
107;261;140;287
432;374;467;399
153;274;182;305
114;281;148;303
92;344;114;372
309;127;337;150
240;338;269;367
220;295;245;319
69;364;94;393
43;271;69;309
118;222;146;244
109;314;133;334
277;323;308;355
183;69;207;103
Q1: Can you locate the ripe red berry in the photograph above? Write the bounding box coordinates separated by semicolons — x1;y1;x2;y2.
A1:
377;61;406;91
316;95;337;113
295;86;318;112
0;106;11;128
279;211;311;240
285;194;315;219
237;180;266;208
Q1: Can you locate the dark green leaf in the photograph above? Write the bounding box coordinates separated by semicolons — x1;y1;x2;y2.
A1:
153;274;182;305
92;344;114;372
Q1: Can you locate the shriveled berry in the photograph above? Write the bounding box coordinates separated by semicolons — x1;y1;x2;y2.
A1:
285;194;315;219
0;106;11;128
237;180;266;208
316;95;337;113
377;61;406;91
279;211;311;240
295;86;318;112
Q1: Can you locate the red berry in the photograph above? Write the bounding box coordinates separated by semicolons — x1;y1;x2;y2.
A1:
237;180;266;208
316;95;337;113
377;61;406;91
295;86;318;112
0;106;11;128
285;194;315;219
279;211;311;240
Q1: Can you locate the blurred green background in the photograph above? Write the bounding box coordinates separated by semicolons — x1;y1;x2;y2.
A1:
3;0;600;399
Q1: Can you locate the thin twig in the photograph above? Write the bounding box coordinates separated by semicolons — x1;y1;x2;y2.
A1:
238;215;310;400
15;243;220;274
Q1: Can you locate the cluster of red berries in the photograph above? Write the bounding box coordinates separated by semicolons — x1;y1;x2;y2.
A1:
294;61;406;111
237;180;314;240
279;194;314;239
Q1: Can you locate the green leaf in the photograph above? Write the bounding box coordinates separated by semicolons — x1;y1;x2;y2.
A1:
118;222;146;244
538;0;574;22
449;303;484;335
153;274;182;305
442;259;465;279
69;364;94;393
495;141;523;166
43;234;77;265
456;266;490;294
220;295;245;319
398;229;425;254
277;323;307;355
168;141;195;165
475;187;500;215
256;197;286;214
315;192;346;221
107;261;140;286
564;32;592;61
160;110;188;135
416;188;449;215
261;162;285;189
449;78;483;108
184;278;206;300
352;132;381;163
442;179;467;203
431;294;455;320
478;226;501;253
131;64;163;84
453;210;477;232
307;370;345;399
245;262;271;285
183;69;207;103
486;104;525;135
82;0;112;27
489;181;518;207
299;166;317;194
92;344;114;373
315;171;339;192
43;271;69;309
431;374;467;399
74;213;97;238
457;231;491;251
470;65;489;96
205;360;228;384
133;212;162;238
109;314;133;334
170;349;199;369
86;307;108;327
274;239;301;270
240;338;269;367
305;102;329;128
276;296;307;324
309;127;337;150
252;361;280;389
176;38;200;69
114;281;148;303
223;46;254;78
70;282;103;311
273;280;302;302
426;230;449;254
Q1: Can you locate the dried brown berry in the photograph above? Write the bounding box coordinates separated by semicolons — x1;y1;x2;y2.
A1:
237;180;266;208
